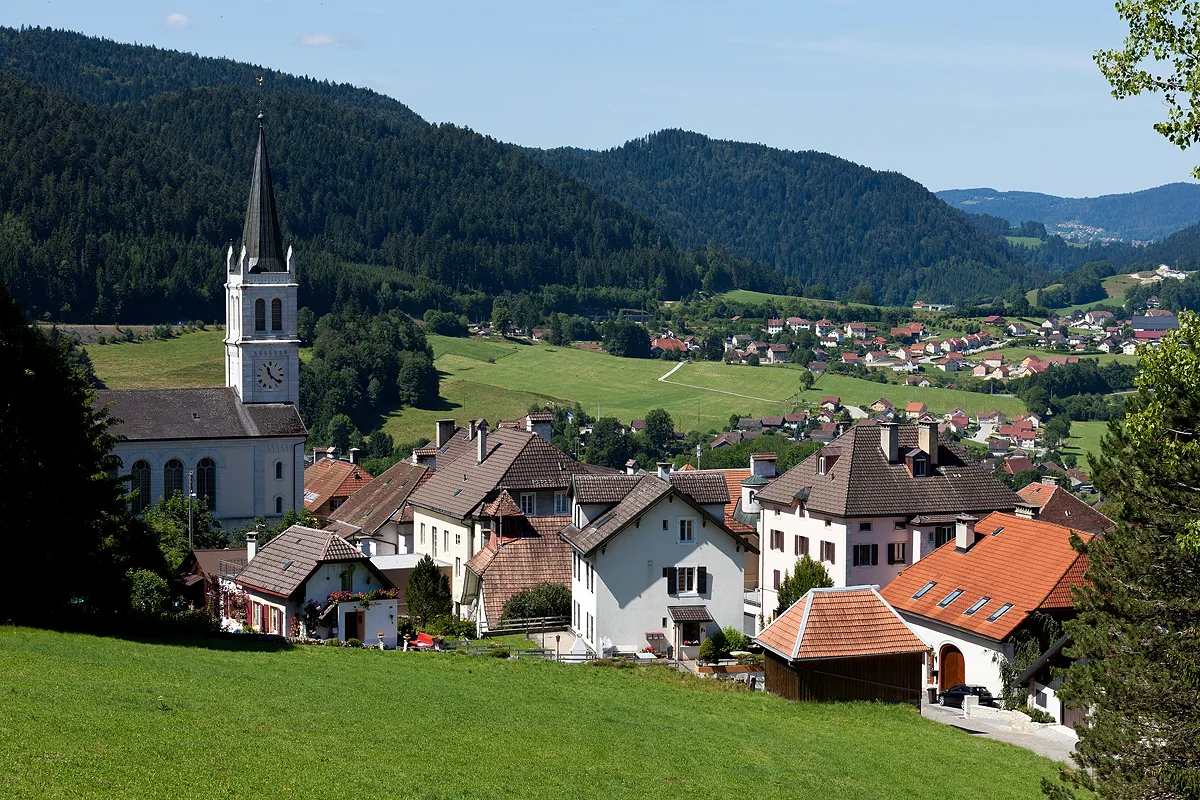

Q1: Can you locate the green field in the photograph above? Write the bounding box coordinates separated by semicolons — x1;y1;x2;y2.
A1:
716;289;880;310
1005;236;1044;248
85;328;226;388
985;347;1139;367
1063;420;1109;470
0;628;1059;799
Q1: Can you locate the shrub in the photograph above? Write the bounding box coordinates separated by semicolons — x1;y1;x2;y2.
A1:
424;615;475;638
127;569;170;615
721;626;749;653
591;658;633;669
698;637;719;664
487;648;510;659
406;554;451;626
152;323;173;340
501;581;571;620
1015;705;1056;724
344;638;363;649
94;334;107;345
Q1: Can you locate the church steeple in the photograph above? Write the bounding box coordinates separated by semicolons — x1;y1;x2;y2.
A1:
240;114;286;274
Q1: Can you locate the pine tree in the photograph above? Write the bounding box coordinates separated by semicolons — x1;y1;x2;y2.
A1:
405;554;451;628
1047;313;1200;799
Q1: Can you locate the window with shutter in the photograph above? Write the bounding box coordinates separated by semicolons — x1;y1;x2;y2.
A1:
697;567;707;594
871;543;878;566
773;569;781;590
663;566;677;595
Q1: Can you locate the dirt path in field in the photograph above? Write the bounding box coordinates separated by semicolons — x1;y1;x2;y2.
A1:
657;363;782;403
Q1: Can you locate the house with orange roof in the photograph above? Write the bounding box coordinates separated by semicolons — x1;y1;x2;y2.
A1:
905;401;927;416
1017;479;1113;535
303;455;374;520
880;512;1092;699
755;586;927;703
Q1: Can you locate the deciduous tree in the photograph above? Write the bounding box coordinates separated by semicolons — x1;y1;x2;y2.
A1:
775;555;833;616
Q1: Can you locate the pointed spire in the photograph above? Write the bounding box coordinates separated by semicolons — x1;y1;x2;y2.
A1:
241;114;286;273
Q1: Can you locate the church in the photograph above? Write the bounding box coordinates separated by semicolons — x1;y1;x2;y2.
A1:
96;120;307;526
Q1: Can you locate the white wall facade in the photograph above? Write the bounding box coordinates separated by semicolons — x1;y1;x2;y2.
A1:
114;436;303;525
336;600;399;648
224;255;301;407
900;614;1014;696
571;493;746;657
411;508;475;612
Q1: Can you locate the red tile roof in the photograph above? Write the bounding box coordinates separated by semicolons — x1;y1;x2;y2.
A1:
880;513;1091;641
756;587;926;661
465;516;572;622
1017;483;1113;535
303;459;374;512
325;460;431;535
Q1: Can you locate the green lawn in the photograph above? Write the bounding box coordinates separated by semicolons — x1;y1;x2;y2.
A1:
85;328;226;388
1005;236;1044;248
0;628;1060;799
716;289;882;310
1063;420;1110;470
985;347;1139;367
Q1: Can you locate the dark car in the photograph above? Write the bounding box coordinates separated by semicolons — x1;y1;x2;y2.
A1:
939;684;995;708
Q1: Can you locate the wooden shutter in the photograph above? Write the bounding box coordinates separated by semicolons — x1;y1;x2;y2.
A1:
664;567;676;595
871;544;878;566
697;567;708;594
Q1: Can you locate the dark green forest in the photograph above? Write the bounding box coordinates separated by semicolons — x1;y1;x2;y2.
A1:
0;27;791;323
535;129;1039;305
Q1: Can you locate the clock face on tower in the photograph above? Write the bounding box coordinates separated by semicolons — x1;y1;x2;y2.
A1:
256;360;285;391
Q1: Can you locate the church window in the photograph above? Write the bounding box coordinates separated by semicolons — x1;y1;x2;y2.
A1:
130;460;152;513
274;461;283;480
164;459;184;499
255;298;266;331
271;298;282;331
275;496;283;515
196;458;216;508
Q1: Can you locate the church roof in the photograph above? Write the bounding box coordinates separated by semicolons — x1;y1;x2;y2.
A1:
95;387;306;441
240;120;287;273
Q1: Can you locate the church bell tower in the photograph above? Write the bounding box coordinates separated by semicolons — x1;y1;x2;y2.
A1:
224;115;300;406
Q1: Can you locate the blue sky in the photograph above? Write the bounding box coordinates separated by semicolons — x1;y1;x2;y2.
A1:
4;1;1195;196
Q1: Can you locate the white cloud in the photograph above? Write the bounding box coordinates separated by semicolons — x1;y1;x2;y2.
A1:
165;12;193;29
297;32;356;48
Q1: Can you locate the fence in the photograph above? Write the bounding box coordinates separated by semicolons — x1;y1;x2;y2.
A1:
478;615;569;636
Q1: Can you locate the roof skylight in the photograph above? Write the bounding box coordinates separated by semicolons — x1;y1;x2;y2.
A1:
986;603;1014;622
963;596;990;616
912;581;937;599
937;588;964;608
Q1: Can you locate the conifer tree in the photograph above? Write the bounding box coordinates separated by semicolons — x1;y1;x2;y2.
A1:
405;555;451;628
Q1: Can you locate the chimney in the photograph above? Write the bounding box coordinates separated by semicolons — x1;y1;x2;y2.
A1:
326;447;337;461
625;458;639;476
1040;475;1060;486
436;419;456;449
245;532;258;562
955;514;978;552
525;412;552;442
919;420;939;466
468;419;478;440
656;462;672;480
1015;502;1038;520
879;421;899;463
348;447;360;465
476;420;489;465
750;452;777;478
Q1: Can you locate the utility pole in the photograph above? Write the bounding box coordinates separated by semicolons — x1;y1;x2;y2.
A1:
188;471;195;550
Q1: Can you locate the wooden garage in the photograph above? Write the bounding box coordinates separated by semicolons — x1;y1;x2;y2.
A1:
755;587;927;704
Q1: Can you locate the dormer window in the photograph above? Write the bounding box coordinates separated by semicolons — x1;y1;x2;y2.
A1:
913;459;928;477
818;456;827;476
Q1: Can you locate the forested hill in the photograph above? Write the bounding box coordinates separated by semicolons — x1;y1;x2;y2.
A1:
0;28;790;323
938;183;1200;243
535;130;1034;305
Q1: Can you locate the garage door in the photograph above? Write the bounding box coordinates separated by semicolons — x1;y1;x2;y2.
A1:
939;645;965;691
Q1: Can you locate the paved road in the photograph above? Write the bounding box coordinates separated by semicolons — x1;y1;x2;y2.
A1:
922;700;1079;764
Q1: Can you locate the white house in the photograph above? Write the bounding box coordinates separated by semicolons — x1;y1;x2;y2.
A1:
562;472;756;660
324;459;432;556
408;419;605;619
752;421;1020;625
229;525;399;647
96;122;307;526
881;512;1091;699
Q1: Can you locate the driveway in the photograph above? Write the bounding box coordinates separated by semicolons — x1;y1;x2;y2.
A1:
922;699;1079;764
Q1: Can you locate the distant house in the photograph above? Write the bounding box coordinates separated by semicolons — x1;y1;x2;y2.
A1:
986;437;1010;457
947;413;970;434
738;417;764;431
846;322;868;339
178;547;246;612
1018;480;1114;535
982;315;1006;326
869;397;893;413
1007;323;1028;337
630;419;646;433
303;456;374;521
864;351;891;365
1084;310;1114;326
904;376;930;387
756;587;927;703
820;396;841;413
767;343;790;363
1001;455;1035;475
978;410;1006;426
809;360;828;374
650;337;688;357
841;353;860;365
760;415;786;429
767;318;785;334
905;402;927;416
936;357;959;372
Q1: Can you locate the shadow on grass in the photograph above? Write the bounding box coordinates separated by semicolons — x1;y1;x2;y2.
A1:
11;618;296;654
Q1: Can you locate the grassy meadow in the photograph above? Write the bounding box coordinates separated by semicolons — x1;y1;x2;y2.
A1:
0;628;1061;800
85;328;226;388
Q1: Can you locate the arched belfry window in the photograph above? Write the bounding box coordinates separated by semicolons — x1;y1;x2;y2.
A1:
197;458;216;508
271;298;282;331
164;459;184;499
255;298;266;331
131;460;152;513
274;496;283;514
275;460;283;480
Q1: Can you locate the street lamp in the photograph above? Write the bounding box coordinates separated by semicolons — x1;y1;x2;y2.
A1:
555;634;560;662
187;471;196;550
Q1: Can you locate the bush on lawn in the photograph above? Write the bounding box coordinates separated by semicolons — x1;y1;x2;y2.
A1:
699;629;728;664
424;615;476;639
487;648;510;659
721;626;749;653
344;638;363;649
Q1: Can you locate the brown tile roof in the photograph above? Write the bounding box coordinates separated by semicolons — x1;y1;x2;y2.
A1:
667;605;713;622
465;516;572;622
501;433;598;489
573;474;643;503
185;547;247;580
1018;484;1113;535
668;472;731;505
325;460;431;535
880;513;1092;641
408;427;531;519
756;587;927;661
303;459;375;512
755;424;1020;518
237;525;389;599
481;490;523;517
95;387;305;441
684;469;754;534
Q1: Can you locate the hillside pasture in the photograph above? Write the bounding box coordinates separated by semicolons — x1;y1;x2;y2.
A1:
0;627;1061;800
85;328;225;389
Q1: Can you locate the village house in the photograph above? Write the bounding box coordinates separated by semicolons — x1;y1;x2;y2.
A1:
905;402;927;417
1007;322;1028;337
1017;479;1113;535
753;422;1020;622
846;322;867;339
766;318;785;334
303;453;374;520
905;376;931;387
407;418;607;619
650;337;688;357
756;587;928;703
178;547;247;612
766;343;789;363
562;469;756;660
809;360;828;374
820;396;841;413
881;512;1091;700
229;525;400;647
324;459;432;557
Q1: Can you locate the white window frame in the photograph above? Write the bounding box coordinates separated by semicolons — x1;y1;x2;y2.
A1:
678;518;695;544
554;491;568;515
443;530;449;552
455;557;462;577
420;523;425;545
520;492;535;515
675;565;697;595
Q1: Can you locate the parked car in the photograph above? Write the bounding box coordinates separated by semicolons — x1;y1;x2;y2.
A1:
940;684;995;708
